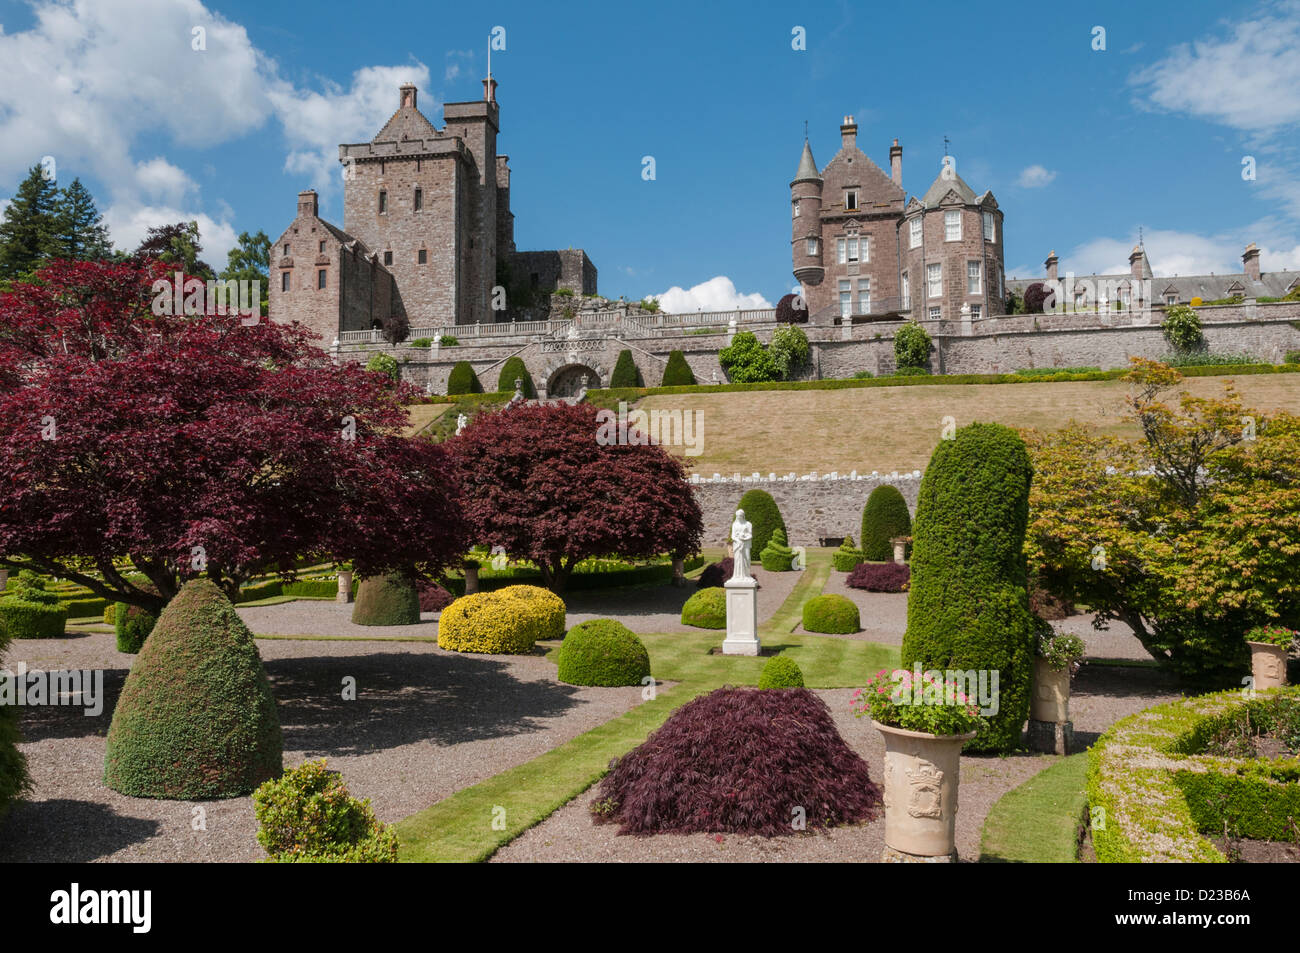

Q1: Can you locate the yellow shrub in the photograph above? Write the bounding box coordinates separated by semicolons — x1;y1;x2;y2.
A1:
437;585;567;654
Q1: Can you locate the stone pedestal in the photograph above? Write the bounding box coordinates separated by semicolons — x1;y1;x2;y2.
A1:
335;571;353;604
891;537;909;565
1027;719;1073;755
721;577;760;655
1247;640;1288;689
1028;658;1073;754
463;565;480;595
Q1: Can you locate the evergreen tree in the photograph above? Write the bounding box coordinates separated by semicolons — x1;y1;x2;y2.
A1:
134;220;214;278
220;230;271;317
53;178;113;261
0;164;61;280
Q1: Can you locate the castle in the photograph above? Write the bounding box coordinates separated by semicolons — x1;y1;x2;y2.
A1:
790;116;1006;324
268;77;596;346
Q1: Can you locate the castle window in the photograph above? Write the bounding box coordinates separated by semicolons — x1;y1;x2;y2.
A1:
845;190;858;211
983;211;995;242
929;306;942;320
847;237;859;263
378;190;388;214
967;260;982;294
857;278;871;313
283;243;290;255
418;249;427;264
1165;294;1177;305
995;267;1003;301
792;201;800;218
901;272;910;309
927;263;942;298
806;237;818;256
970;304;982;320
839;280;851;318
909;218;922;249
414;188;423;211
319;240;326;253
317;269;327;289
837;239;846;264
945;210;961;242
383;251;393;266
281;272;290;292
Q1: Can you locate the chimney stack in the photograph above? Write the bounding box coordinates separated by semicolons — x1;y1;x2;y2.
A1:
1243;242;1261;282
840;115;857;151
483;76;498;103
399;83;417;110
1129;245;1151;281
297;189;318;219
1045;250;1059;282
890;138;902;187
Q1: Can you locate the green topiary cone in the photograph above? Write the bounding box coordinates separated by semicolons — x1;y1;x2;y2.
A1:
104;578;282;799
351;573;421;626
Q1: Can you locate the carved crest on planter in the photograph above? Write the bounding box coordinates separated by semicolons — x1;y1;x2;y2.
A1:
906;763;944;819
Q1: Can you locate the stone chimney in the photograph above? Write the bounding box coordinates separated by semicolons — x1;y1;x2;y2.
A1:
483;76;498;103
1243;242;1261;281
1129;245;1151;281
889;138;902;187
1045;250;1059;282
297;189;318;218
840;115;857;152
399;83;417;110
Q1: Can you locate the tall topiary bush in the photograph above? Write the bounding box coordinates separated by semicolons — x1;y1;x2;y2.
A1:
736;488;786;557
351;573;420;626
832;535;864;572
497;356;537;398
104;579;282;798
660;350;696;386
902;422;1039;753
446;360;483;395
894;321;931;370
861;485;912;562
0;607;32;819
610;349;642;388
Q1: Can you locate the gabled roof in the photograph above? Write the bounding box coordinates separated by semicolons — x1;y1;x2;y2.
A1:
372;99;439;143
920;165;977;206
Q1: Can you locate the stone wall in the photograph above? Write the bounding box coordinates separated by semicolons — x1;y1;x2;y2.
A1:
689;471;920;549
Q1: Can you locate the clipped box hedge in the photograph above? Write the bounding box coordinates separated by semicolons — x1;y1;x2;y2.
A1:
1087;687;1300;862
0;598;68;639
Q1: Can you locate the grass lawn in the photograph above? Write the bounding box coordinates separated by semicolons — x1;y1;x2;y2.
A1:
393;547;896;862
638;373;1300;474
403;402;453;436
978;752;1089;863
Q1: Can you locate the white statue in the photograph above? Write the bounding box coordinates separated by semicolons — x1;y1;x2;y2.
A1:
455;413;468;436
730;508;754;583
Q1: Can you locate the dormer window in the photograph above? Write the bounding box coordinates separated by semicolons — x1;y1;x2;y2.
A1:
845;190;858;211
378;190;388;214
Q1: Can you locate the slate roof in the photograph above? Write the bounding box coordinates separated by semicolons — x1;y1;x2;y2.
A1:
793;139;820;182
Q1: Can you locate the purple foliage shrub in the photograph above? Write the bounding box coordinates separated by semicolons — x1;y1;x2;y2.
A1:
591;687;881;836
846;562;910;593
417;581;455;613
696;558;733;589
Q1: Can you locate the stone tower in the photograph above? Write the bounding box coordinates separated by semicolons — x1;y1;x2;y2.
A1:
791;138;824;297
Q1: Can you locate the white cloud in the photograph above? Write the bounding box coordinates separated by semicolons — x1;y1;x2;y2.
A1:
651;276;772;313
1130;3;1300;131
133;157;197;206
1016;165;1057;188
1047;225;1300;278
102;203;239;269
444;49;475;82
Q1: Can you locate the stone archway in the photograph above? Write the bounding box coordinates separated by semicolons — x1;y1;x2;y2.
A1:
547;363;600;398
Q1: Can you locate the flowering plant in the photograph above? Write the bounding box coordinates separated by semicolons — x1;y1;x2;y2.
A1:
851;668;984;736
1036;628;1086;675
1245;625;1298;648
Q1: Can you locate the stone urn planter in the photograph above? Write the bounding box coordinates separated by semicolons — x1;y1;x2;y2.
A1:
1027;658;1073;755
335;570;354;604
890;536;910;566
873;721;976;862
1247;640;1288;689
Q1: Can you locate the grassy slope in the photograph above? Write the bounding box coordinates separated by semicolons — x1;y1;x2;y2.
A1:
978;752;1089;863
638;373;1300;474
393;548;896;862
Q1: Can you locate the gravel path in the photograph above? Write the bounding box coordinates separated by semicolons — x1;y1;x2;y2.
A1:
0;620;650;863
493;665;1183;863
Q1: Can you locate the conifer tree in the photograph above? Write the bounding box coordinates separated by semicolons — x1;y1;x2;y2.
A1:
53;178;113;261
0;164;61;280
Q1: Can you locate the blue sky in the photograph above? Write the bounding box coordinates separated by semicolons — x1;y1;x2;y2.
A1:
1;0;1298;311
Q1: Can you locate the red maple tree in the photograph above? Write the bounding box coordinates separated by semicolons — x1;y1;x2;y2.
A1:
449;401;703;591
0;259;467;612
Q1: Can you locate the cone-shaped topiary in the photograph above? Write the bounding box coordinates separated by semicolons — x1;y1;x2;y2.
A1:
660;350;696;386
104;579;282;799
832;535;864;572
758;655;805;689
351;573;420;626
861;485;912;562
759;527;795;571
802;593;860;634
902;422;1039;753
446;360;483;395
497;356;537;398
556;619;651;686
736;488;786;557
0;616;32;819
681;587;726;629
610;349;642;388
591;687;880;835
